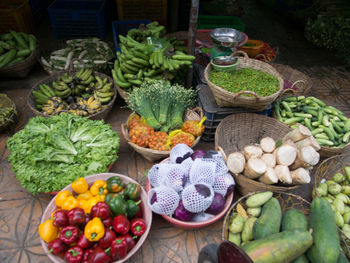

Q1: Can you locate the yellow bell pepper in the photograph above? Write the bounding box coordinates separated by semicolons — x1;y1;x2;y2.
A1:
81;195;104;214
71;177;88;194
55;190;72;208
76;191;93;201
61;196;79;210
90;180;107;196
38;218;58;243
84;217;105;242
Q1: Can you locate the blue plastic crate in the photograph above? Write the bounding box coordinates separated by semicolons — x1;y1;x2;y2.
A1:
29;0;52;23
48;0;108;39
112;19;150;53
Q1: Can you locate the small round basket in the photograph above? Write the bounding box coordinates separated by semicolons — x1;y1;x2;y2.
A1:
0;45;39;78
215;113;303;196
238;39;264;58
27;71;117;120
40;173;152;263
204;51;284;111
222;191;310;241
121;107;204;162
0;94;18;133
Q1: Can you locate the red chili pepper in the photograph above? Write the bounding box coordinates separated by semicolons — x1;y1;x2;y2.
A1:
110;237;128;261
90;202;111;220
88;247;112;263
64;246;83;263
48;238;68;255
112;215;130;235
68;208;86;226
119;234;136;252
82;248;94;263
98;228;116;249
134;201;142;218
59;226;79;245
130;218;146;236
102;217;113;228
51;210;69;228
77;232;93;249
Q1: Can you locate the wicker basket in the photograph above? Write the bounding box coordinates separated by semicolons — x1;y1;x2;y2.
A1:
204;51;284;110
0;94;18;133
0;45;39;78
115;83;130;103
215;113;304;195
121;107;204;162
27;71;117;120
222;191;310;241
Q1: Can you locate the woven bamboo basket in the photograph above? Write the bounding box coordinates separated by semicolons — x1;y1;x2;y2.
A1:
27;71;117;120
0;45;39;78
115;83;130;103
215;113;305;195
0;94;18;133
121;107;204;162
222;191;310;241
204;51;284;110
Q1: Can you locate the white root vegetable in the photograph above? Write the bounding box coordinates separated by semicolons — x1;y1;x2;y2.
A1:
259;167;278;184
290;168;311;184
261;153;276;168
275;144;297;166
295;136;321;151
244;145;263;160
289;146;320;170
260;137;276;153
244;158;267;179
283;124;312;142
227;152;246;174
274;165;292;184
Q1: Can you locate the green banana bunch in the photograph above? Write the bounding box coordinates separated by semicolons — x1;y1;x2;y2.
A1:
93;76;115;104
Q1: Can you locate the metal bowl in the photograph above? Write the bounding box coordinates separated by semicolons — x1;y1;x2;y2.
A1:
211;56;239;72
210;28;245;48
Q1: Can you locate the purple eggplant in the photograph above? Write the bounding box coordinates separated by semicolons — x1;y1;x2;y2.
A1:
174;201;194;221
205;193;225;215
191;150;206;160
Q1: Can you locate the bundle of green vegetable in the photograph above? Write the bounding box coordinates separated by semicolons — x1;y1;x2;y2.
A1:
126;79;196;132
7;114;119;194
40;38;115;73
275;96;350;148
0;31;37;68
209;68;280;97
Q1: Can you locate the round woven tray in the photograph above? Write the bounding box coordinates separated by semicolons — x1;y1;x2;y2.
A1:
27;71;117;120
204;51;285;110
215;113;303;195
0;45;39;78
121;107;204;162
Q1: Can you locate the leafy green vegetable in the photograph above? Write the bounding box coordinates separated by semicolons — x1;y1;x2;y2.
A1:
7;114;119;194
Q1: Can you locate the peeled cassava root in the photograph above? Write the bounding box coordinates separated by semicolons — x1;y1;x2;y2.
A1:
283;124;311;142
289;146;320;170
260;137;276;153
244;158;267;179
261;153;276;168
227;152;245;174
274;144;297;166
290;168;311;184
259;167;278;184
244;145;263;159
274;165;292;184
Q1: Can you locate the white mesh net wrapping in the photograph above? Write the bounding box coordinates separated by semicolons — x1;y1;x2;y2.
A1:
148;164;162;187
162;164;187;192
180;157;193;179
170;143;193;163
213;172;235;196
189;158;217;185
212;156;229;175
147;186;180;216
181;183;214;213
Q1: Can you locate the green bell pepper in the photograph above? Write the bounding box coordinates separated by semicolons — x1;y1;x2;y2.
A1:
124;182;141;200
109;195;127;216
105;192;123;205
127;200;141;218
106;176;125;193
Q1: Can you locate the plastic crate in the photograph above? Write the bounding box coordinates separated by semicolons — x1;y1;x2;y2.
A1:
29;0;53;23
112;19;150;52
116;0;167;25
0;0;34;34
198;15;245;32
48;0;108;39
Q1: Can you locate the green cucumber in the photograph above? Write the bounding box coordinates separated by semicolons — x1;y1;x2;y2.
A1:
282;101;292;112
245;192;273;208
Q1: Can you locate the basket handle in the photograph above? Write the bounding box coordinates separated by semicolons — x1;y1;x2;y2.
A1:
217;146;228;162
232;90;259;101
279;88;297;98
231;50;249;62
290;79;307;92
189;106;204;119
254;53;268;62
121;123;131;143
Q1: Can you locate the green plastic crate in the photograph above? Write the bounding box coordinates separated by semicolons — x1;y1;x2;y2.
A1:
198;15;245;32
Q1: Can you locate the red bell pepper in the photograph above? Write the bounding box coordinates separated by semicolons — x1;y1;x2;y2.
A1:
102;217;113;228
59;226;79;245
134;201;142;218
64;246;83;263
77;232;93;249
82;248;94;263
113;215;130;235
90;202;111;220
119;234;136;252
48;238;68;255
130;218;146;236
98;228;116;249
88;247;112;263
110;237;128;261
68;208;86;226
51;210;69;228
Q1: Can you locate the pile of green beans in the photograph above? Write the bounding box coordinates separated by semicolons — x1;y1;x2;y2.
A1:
275;96;350;148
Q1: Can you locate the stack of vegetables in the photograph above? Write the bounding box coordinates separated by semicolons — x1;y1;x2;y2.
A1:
40;38;115;73
315;166;350;240
31;69;115;117
275;96;350;148
7;114;119;194
227;124;320;185
227;191;346;262
112;21;195;90
125;80;205;151
0;30;37;68
39;176;147;262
